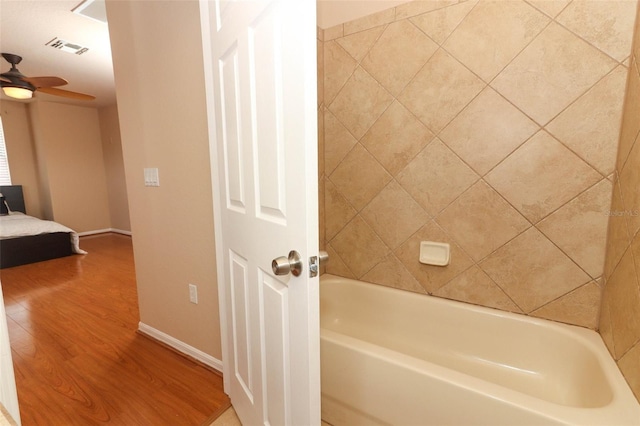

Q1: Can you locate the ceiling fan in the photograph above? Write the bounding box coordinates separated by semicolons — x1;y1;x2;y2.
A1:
0;53;95;101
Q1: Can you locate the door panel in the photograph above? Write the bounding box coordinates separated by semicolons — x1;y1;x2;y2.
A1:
200;0;319;424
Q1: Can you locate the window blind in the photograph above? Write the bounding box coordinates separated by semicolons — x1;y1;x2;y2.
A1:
0;116;11;185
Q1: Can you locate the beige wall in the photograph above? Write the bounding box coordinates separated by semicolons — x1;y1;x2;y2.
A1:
29;101;111;233
0;100;42;217
600;1;640;401
320;0;636;329
106;0;222;359
99;104;130;233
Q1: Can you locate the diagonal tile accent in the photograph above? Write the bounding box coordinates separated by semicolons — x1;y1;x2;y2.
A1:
531;281;601;329
604;179;632;280
443;0;549;82
362;19;438;96
435;265;522;312
485;131;602;223
324;179;357;241
556;0;638;62
410;0;478;45
361;180;430;250
525;0;570;18
619;132;640;238
325;244;355;279
395;0;461;21
537;179;612;279
336;25;386;63
399;49;485;133
546;66;627;176
329;143;392;211
601;247;640;358
395;220;474;294
617;61;640;171
480;227;592;313
361;100;434;176
328;66;394;139
397;139;479;216
492;22;618;125
330;215;390;278
323;108;357;175
439;87;539;175
436;180;530;262
323;41;357;105
361;254;426;294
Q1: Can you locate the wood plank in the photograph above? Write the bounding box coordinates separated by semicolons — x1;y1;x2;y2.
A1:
1;234;230;425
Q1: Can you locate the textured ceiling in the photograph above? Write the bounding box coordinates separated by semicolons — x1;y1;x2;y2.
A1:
0;0;115;108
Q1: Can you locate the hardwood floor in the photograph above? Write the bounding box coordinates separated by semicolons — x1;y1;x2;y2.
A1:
1;234;230;425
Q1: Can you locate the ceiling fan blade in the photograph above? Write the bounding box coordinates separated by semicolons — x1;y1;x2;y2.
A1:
37;86;95;101
23;76;68;88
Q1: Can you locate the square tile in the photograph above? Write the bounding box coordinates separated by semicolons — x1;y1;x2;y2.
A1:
395;221;475;293
618;342;640;399
601;247;640;358
434;266;521;312
525;0;571;18
492;22;617;125
325;244;355;278
362;20;438;96
556;0;638;62
336;26;385;62
599;294;616;356
343;7;395;36
603;179;632;280
399;49;485;133
324;179;357;241
330;215;390;278
328;66;394;139
443;0;549;82
537;179;612;279
361;181;430;250
397;139;479;216
531;281;601;329
439;87;539;175
323;108;357;175
361;101;434;176
395;0;460;20
323;41;357;105
410;1;478;45
361;254;426;294
480;227;592;313
485;131;602;223
362;20;439;96
329;143;392;211
617;62;640;171
436;180;530;261
546;66;628;176
619;134;640;237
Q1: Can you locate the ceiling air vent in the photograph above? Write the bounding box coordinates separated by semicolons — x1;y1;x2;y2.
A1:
45;37;89;55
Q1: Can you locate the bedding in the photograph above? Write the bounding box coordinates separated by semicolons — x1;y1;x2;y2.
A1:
0;212;86;254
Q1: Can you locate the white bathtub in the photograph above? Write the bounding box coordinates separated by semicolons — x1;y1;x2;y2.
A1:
320;274;640;425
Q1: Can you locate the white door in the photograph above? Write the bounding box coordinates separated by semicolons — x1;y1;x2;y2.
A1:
199;1;320;425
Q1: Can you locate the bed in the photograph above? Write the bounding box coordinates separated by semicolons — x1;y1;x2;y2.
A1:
0;185;85;269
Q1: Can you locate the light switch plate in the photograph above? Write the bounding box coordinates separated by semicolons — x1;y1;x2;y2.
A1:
144;168;159;187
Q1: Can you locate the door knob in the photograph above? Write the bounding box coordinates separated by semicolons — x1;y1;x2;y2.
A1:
272;250;303;276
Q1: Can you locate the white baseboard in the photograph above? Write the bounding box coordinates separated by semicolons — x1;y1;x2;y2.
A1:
138;322;223;373
77;228;132;237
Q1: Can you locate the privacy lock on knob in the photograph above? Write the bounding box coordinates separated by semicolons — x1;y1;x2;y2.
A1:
272;250;303;276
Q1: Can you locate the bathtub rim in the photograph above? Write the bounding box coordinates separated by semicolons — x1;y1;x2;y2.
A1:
320;274;640;423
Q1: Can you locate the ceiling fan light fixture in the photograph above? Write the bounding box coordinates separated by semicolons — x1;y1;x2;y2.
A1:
2;86;33;99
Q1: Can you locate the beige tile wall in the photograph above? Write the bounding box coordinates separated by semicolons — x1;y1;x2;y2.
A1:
319;0;637;329
600;0;640;401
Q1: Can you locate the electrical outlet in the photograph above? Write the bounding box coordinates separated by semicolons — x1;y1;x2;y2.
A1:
189;284;198;304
